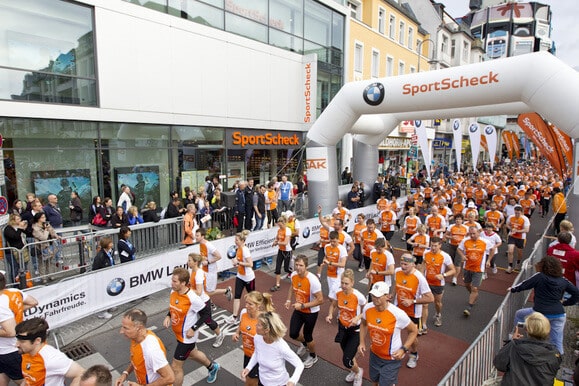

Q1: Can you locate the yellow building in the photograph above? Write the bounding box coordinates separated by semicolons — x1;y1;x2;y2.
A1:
347;0;431;81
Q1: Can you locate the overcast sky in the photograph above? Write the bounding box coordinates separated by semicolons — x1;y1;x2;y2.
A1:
440;1;579;70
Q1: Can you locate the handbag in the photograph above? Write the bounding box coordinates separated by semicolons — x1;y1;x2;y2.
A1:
482;367;503;386
92;213;107;226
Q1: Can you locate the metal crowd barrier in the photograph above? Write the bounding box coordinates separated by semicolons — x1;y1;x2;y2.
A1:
438;238;543;386
1;217;184;288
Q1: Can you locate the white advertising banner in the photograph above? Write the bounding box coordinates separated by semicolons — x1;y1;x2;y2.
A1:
468;122;482;171
452;119;463;172
483;125;498;169
414;120;432;181
306;146;329;182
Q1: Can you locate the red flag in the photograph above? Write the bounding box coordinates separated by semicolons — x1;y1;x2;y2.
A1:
549;124;573;172
502;131;513;159
517;113;566;178
481;135;488;152
510;132;520;159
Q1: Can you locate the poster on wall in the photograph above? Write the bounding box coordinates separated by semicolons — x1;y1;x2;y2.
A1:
114;166;160;210
32;169;92;224
181;170;210;197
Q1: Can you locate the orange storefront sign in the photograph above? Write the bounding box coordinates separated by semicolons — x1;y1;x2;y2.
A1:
231;131;301;147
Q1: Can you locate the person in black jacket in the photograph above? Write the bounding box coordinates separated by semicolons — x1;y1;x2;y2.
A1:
142;201;161;223
3;213;27;282
509;255;579;354
92;237;115;319
234;181;246;232
493;312;562;386
117;226;136;263
69;191;83;226
164;197;184;219
110;206;129;228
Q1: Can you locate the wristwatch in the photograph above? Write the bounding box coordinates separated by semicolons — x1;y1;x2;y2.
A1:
402;346;409;353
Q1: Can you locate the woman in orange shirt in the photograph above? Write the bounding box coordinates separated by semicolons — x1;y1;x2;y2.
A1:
352;214;366;271
233;291;275;386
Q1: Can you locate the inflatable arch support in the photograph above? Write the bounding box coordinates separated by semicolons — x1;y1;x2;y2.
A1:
306;52;579;216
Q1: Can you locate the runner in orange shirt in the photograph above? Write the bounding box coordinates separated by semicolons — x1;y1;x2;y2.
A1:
457;227;489;317
366;238;395;298
16;318;85;386
407;224;430;270
360;219;385;271
445;213;469;286
402;207;421;248
484;201;505;232
321;231;348;301
352;214;366;271
271;216;293;291
358;281;417;386
233;291;275;386
422;237;455;328
505;205;530;273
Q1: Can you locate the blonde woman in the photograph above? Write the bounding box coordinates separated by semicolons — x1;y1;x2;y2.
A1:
242;312;304;386
233;292;275;386
127;205;144;225
270;216;292;292
227;230;255;324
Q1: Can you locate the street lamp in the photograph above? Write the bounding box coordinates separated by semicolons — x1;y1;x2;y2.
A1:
416;38;436;72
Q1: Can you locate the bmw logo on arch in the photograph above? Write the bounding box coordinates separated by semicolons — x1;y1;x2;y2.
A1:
485;126;494;135
363;83;385;106
453;120;461;131
302;227;311;239
227;245;238;259
107;278;125;296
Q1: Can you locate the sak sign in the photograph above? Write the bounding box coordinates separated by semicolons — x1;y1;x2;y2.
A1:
226;129;302;149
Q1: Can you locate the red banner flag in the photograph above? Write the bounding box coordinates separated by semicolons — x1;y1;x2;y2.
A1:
517;113;566;178
510;132;520;159
549;124;573;172
481;135;488;152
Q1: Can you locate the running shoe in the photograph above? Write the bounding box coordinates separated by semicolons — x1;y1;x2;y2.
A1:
296;345;308;356
345;371;356;382
303;355;318;369
357;267;364;272
207;362;220;384
407;354;419;369
463;308;471;317
225;286;232;301
492;266;498;274
225;315;239;325
353;368;364;386
212;332;225;348
434;314;442;327
211;302;217;312
451;277;457;286
506;266;513;274
97;311;112;319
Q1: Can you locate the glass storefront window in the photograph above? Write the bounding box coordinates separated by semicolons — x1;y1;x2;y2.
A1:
225;0;268;25
304;0;331;46
270;0;304;37
225;13;268;43
332;11;344;50
269;29;303;53
168;0;225;29
0;0;97;106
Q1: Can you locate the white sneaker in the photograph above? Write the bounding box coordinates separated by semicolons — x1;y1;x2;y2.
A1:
212;332;225;348
357;267;364;272
353;368;364;386
492;266;498;274
434;314;442;327
303;355;318;368
296;345;308;356
225;315;239;325
506;266;513;274
97;311;112;319
451;277;457;286
225;286;232;301
482;272;487;280
345;371;356;382
407;353;419;368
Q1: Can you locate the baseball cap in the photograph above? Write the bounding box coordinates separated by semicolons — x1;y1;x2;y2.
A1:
467;202;476;208
284;211;294;217
401;255;416;264
369;281;390;297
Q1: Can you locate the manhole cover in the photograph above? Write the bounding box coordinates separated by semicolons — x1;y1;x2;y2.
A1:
62;341;96;360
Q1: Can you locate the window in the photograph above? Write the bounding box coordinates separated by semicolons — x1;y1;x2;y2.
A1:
451;39;456;58
348;1;361;21
442;35;449;54
462;41;470;61
386;56;394;76
354;43;363;73
389;15;396;38
410;66;416;73
408;27;414;49
0;0;97;106
371;50;380;77
399;21;405;45
398;60;405;75
378;8;385;34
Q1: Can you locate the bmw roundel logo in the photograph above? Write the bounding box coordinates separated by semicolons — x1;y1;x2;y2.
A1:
485;126;494;135
363;83;385;106
469;124;478;133
414;120;422;128
302;227;311;239
107;278;125;296
227;245;237;259
453;120;460;131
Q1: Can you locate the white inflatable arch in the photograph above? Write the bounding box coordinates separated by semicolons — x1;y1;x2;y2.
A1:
306;52;579;215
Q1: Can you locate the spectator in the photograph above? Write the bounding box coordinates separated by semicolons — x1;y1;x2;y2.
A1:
69;191;83;226
3;213;28;282
493;312;562;386
118;226;136;263
32;212;61;283
347;185;360;210
11;199;23;216
253;185;266;231
547;232;579;287
278;175;293;212
127;205;144;225
265;182;279;229
24;192;36;212
509;256;579;354
165;196;185;219
372;175;385;203
358;182;366;207
89;196;102;225
235;181;247;232
92;237;115;319
117;184;132;212
99;197;115;227
182;204;198;246
43;194;63;229
142;201;161;223
110;206;129;228
552;187;567;234
199;201;213;229
244;179;255;230
549;220;576;248
183;189;197;208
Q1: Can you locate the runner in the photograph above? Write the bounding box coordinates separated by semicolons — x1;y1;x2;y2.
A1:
505;205;530;273
16;318;85;386
271;216;292;291
326;269;366;386
393;254;433;366
360;219;384;272
366;237;395;301
457;227;489;317
445;213;469;285
285;255;324;369
227;230;255;324
351;214;367;271
321;231;348;302
480;222;502;275
421;237;455;328
163;269;220;385
358;281;418;385
195;229;232;302
233;291;275;386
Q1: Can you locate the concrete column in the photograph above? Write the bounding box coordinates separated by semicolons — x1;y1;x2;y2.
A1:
352;139;379;205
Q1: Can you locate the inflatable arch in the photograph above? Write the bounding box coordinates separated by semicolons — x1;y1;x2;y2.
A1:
306;51;579;216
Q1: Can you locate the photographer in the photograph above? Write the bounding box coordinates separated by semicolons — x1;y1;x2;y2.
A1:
493;312;561;385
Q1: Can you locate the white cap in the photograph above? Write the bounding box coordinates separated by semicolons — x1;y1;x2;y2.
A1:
467;202;476;208
284;211;294;218
369;281;390;297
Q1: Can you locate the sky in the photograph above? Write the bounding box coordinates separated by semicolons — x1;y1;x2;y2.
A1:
439;1;579;70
